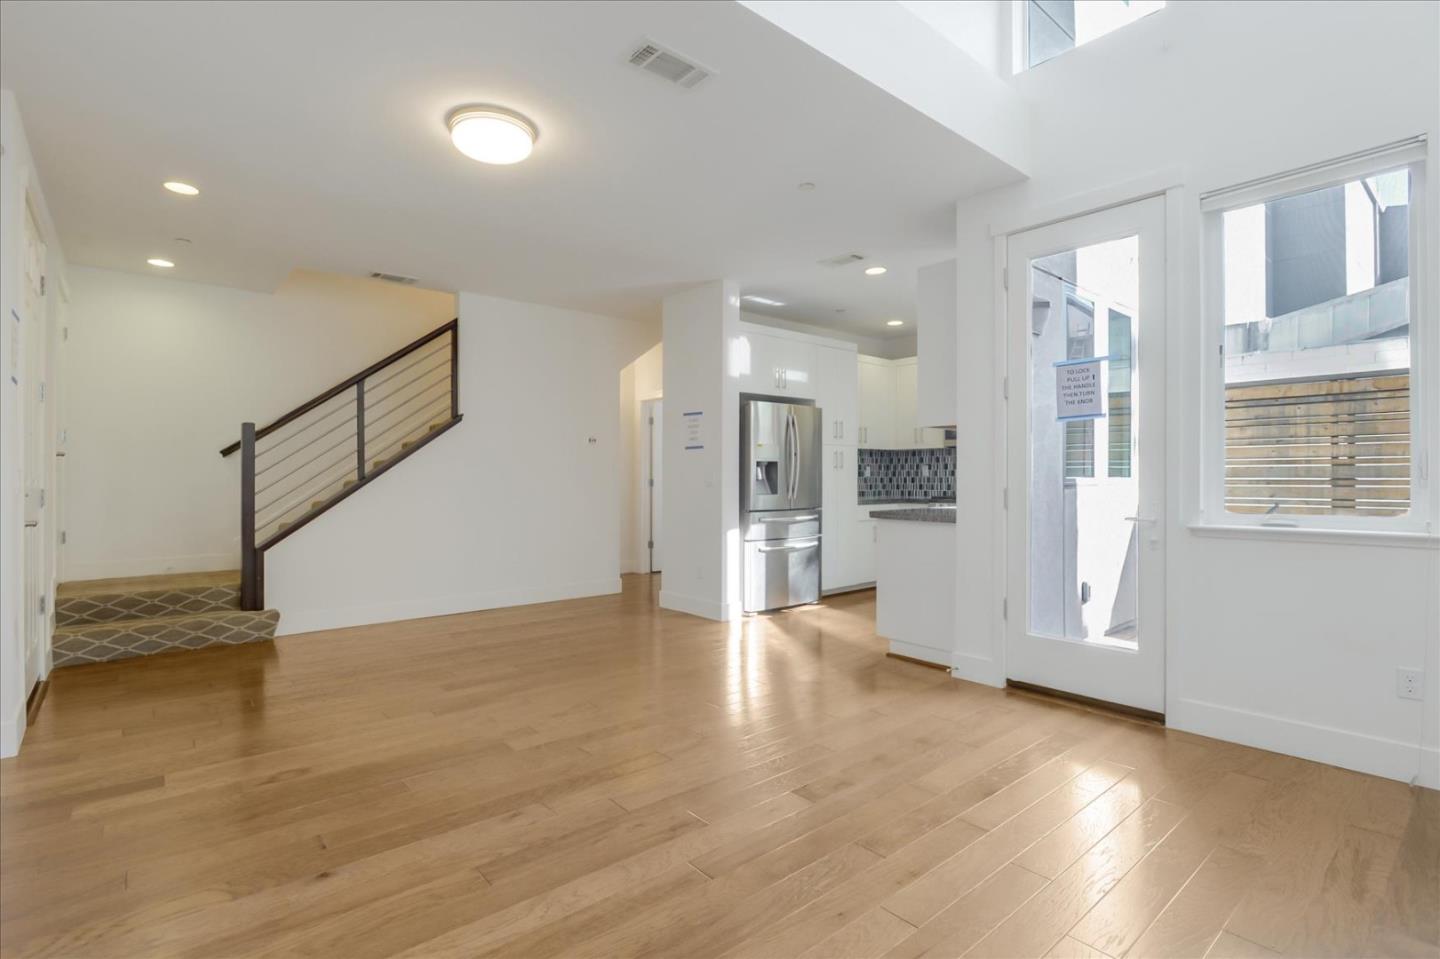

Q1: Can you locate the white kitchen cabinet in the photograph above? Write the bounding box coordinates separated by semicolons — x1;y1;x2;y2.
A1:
816;345;858;445
821;445;856;590
917;259;957;429
874;516;956;667
776;336;817;399
894;359;947;449
852;517;877;585
739;330;817;399
740;331;785;395
858;356;896;449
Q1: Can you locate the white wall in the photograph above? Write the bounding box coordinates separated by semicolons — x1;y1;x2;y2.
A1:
951;0;1440;785
265;293;654;634
659;281;742;621
898;0;1003;76
739;311;915;360
620;342;663;574
0;90;68;756
739;0;1030;174
62;268;454;580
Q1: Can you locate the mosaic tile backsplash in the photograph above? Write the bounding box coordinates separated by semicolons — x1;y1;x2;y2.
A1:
857;447;956;501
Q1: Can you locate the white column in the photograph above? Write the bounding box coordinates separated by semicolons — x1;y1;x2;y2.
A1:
658;280;741;621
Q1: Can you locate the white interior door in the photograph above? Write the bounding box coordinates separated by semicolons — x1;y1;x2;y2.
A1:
1005;196;1166;715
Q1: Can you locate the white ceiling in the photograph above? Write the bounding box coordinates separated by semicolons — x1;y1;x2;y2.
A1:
0;1;1023;339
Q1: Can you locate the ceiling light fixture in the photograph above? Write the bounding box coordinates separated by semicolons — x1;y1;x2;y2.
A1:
741;295;785;307
147;258;175;268
865;266;887;276
447;106;537;165
797;182;816;191
163;181;199;196
886;319;904;327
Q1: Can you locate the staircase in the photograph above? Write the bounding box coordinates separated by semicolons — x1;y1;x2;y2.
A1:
50;318;462;668
53;571;278;668
226;317;462;610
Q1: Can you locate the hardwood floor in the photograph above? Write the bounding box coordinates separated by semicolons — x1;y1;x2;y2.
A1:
2;575;1435;958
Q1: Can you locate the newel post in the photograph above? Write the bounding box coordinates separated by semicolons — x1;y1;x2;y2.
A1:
239;422;260;610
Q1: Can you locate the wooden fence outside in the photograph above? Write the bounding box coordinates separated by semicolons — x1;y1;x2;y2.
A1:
1225;372;1410;515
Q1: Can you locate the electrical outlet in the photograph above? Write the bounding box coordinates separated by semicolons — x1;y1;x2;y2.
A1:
1397;668;1424;701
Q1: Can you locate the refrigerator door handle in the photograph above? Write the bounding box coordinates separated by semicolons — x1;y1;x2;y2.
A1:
786;411;798;504
792;412;801;503
757;538;820;553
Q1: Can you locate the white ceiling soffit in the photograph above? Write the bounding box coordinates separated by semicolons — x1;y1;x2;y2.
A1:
0;1;1026;336
738;0;1031;175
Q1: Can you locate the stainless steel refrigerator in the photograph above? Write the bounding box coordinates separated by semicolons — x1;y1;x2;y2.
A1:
741;400;822;613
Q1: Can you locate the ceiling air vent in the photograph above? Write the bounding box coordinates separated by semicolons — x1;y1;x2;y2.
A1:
370;271;419;286
629;41;711;89
818;253;866;268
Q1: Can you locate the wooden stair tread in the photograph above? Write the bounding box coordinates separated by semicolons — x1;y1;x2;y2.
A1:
271;416;462;536
57;570;241;598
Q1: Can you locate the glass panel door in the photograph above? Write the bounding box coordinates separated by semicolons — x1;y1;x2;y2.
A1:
1006;197;1166;714
1028;237;1139;647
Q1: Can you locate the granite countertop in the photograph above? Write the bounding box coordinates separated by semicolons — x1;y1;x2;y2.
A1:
858;497;956;506
868;504;957;523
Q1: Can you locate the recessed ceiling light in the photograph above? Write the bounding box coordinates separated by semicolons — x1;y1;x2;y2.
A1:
865;266;887;276
797;182;816;191
147;258;175;268
886;319;904;327
741;294;785;307
447;106;537;165
163;181;199;196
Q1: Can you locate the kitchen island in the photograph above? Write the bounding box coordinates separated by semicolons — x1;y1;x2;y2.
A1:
870;504;956;669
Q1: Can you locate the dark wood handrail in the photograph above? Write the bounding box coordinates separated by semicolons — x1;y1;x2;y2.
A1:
220;318;458;457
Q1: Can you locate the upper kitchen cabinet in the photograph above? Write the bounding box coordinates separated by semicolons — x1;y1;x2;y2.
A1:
894;359;947;449
815;345;858;445
858;355;896;449
737;327;817;399
916;259;957;428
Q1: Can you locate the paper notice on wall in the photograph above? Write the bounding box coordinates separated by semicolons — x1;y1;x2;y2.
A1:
1055;357;1106;421
683;410;704;450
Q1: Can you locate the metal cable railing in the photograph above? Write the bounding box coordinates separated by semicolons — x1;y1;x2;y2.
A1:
226;319;461;609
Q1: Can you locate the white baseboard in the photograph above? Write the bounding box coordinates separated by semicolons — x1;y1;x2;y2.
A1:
1169;696;1439;789
64;553;237;582
949;650;1006;689
888;638;950;668
658;590;733;622
275;577;622;636
0;694;26;759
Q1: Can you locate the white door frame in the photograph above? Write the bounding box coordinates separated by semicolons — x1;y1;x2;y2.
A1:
20;198;49;693
640;397;663;574
1001;195;1168;715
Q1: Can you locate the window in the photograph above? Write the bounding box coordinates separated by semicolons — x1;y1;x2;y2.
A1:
1064;292;1096;478
1202;143;1428;533
1025;0;1165;69
1107;309;1133;478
